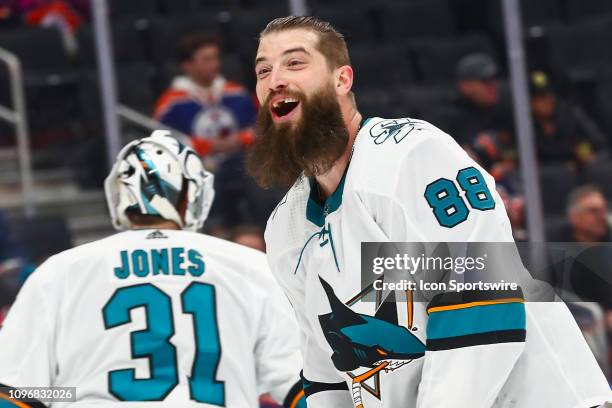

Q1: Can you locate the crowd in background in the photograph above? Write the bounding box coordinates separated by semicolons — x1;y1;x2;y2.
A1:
2;0;612;390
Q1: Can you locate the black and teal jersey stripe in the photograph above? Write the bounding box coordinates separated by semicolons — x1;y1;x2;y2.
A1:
0;384;46;408
300;371;348;399
426;289;526;351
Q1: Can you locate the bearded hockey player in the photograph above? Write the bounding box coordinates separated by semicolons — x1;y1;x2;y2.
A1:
0;131;304;408
247;16;612;408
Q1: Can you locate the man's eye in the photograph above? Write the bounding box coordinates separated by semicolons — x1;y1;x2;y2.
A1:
288;60;303;67
257;68;270;76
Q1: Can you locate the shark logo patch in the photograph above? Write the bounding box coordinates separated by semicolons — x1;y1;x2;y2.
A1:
369;118;424;145
318;277;425;407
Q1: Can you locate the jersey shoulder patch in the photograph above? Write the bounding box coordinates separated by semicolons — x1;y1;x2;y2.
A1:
348;117;453;195
357;117;455;163
363;117;433;146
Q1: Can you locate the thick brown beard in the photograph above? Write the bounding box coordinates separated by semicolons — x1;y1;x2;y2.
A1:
246;84;349;188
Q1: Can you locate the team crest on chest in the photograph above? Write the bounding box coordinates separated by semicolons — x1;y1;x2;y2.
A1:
318;276;425;407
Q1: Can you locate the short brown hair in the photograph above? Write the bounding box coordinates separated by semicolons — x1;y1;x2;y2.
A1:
176;33;220;62
259;16;350;70
567;185;606;214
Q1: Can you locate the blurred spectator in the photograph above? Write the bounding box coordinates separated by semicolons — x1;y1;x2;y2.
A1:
562;186;612;379
0;0;88;22
154;33;257;229
231;225;266;252
565;185;610;244
433;53;514;147
0;0;88;53
529;71;608;166
433;53;517;190
561;186;612;309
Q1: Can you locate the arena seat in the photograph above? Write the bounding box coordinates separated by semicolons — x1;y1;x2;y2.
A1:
486;0;562;31
0;27;81;146
564;0;612;23
0;27;72;78
107;0;158;18
229;9;287;57
393;85;455;121
583;161;612;202
10;215;72;265
310;4;378;43
157;0;237;15
447;0;489;34
79;63;157;120
356;84;454;121
379;0;455;40
76;20;148;68
407;34;496;84
545;17;612;79
147;13;224;63
350;42;414;88
594;71;612;137
355;87;395;119
539;163;578;216
116;64;158;113
544;216;571;241
239;0;289;15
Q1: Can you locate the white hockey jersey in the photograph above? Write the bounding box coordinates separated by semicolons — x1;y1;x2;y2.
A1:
264;117;611;408
0;229;302;407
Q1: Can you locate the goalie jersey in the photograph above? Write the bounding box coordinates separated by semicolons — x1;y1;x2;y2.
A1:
265;117;611;408
0;229;302;407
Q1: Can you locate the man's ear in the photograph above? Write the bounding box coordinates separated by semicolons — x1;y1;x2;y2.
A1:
335;65;353;97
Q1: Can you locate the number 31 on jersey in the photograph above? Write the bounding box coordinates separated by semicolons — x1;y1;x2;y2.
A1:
424;166;495;228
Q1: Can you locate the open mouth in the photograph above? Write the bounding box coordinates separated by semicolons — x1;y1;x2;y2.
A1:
270;97;300;120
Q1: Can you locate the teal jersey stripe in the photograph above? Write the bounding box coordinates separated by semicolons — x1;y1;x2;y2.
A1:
0;401;33;408
427;302;526;340
306;174;346;227
304;117;370;227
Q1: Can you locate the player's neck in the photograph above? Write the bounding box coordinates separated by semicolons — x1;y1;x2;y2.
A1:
315;108;362;199
190;75;215;89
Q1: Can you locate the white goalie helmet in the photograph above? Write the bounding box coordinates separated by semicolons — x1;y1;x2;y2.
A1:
104;130;215;232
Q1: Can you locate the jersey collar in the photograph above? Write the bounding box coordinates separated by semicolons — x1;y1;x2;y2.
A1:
305;117;370;227
306;173;346;227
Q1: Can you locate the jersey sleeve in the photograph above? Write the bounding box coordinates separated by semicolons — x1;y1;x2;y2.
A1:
300;338;352;407
384;129;515;242
252;258;304;405
0;262;56;388
374;130;526;408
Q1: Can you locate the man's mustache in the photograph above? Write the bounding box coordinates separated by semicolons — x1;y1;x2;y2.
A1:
263;90;306;107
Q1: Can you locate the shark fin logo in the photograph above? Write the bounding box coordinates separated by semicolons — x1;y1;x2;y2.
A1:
317;276;425;407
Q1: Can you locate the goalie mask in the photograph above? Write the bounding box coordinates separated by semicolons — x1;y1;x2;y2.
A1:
104;130;215;231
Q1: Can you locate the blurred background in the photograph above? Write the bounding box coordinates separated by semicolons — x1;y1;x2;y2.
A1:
1;0;612;395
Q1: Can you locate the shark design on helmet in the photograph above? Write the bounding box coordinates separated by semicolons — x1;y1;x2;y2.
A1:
104;130;215;232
